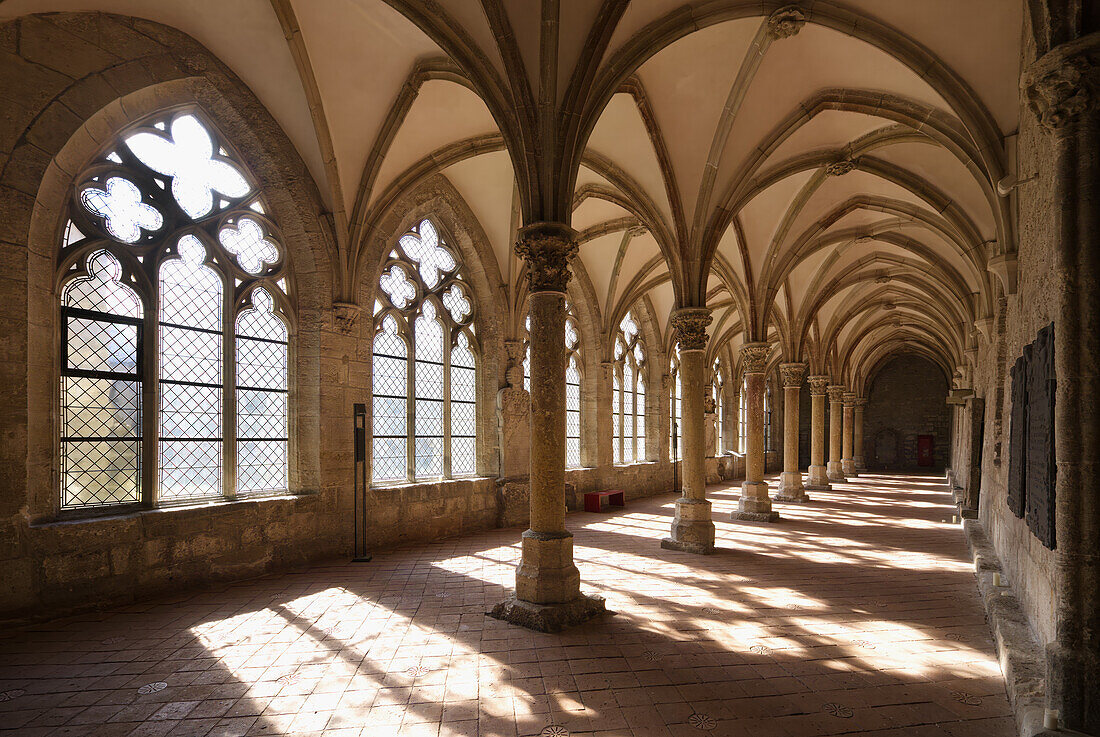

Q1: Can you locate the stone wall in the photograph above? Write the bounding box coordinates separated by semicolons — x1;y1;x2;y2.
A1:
971;19;1059;646
862;355;951;469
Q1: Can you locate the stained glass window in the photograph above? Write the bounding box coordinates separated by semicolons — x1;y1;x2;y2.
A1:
613;311;646;464
523;303;583;469
372;219;477;483
59;110;291;512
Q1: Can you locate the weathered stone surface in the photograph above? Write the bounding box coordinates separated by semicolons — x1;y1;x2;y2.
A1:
488;593;606;633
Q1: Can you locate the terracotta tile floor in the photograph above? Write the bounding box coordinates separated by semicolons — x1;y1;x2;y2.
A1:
0;472;1014;737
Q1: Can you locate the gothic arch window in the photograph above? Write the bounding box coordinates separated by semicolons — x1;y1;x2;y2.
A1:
372;218;477;484
669;348;681;460
523;303;583;469
613;311;646;464
712;358;724;455
738;373;748;454
59;109;291;512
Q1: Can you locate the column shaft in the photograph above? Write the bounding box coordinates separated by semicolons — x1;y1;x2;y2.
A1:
853;401;866;470
734;343;778;521
827;386;847;482
776;363;807;501
806;376;831;489
680;349;706;502
841;393;857;477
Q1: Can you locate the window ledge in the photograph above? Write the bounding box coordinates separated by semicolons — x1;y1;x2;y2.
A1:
35;491;314;528
371;475;494;492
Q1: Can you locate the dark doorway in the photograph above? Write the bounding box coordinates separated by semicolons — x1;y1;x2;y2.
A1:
917;435;935;467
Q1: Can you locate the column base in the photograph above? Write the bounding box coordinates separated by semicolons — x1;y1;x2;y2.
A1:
842;459;858;476
514;530;581;604
827;461;847;482
488;594;606;633
805;468;827;490
774;472;809;502
662;497;715;554
854;456;866;471
734;481;780;522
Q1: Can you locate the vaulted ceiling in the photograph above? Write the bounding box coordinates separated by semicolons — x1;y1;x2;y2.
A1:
1;0;1025;390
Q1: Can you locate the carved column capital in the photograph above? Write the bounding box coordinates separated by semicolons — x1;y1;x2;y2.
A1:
739;342;770;373
503;340;526;388
670;308;712;351
827;384;846;402
779;362;807;388
767;5;807;40
842;392;858;407
703;396;716;414
808;375;830;396
1024;41;1100;133
855;397;868;409
514;221;579;293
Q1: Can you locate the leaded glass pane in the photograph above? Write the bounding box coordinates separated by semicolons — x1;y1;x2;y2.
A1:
566;355;581;469
414;306;444;479
623;362;634;463
636;379;646;461
60;251;142;510
613;375;621;465
400;220;455;288
159;237;222;503
450;334;476;476
236;289;288;496
372;316;407;483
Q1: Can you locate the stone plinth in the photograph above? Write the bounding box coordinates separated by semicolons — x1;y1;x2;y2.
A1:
736;480;781;522
489;594;606;633
776;471;809;502
662;497;715;554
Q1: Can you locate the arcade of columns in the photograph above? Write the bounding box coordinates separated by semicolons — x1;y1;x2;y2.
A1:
491;226;871;629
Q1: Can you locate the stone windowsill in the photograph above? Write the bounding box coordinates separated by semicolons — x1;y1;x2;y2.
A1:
32;490;318;528
371;475;494;492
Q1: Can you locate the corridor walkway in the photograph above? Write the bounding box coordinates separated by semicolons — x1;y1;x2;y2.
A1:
0;474;1013;737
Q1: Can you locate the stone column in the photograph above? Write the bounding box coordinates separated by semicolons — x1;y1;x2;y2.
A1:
734;342;780;521
826;385;847;482
1025;42;1100;732
490;222;603;631
841;392;858;477
853;398;867;471
806;376;831;490
775;362;808;502
662;308;715;554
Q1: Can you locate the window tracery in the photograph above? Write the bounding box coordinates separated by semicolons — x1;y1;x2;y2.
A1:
59;110;291;512
613;311;646;464
372;219;477;483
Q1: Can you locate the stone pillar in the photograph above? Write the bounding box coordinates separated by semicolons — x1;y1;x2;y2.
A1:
775;362;808;502
662;308;715;554
734;342;780;521
806;376;831;490
490;222;603;631
826;385;847;482
853;398;867;471
1025;42;1100;732
841;392;858;477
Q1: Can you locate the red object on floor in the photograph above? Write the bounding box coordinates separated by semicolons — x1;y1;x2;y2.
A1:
584;489;625;512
